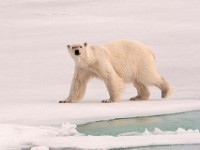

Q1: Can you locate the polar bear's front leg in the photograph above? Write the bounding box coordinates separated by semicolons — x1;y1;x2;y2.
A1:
59;68;90;103
101;71;124;103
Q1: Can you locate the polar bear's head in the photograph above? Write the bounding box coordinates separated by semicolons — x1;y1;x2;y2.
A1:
67;42;87;56
67;42;95;66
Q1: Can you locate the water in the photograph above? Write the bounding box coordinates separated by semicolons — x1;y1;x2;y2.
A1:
74;110;200;149
32;111;200;150
77;110;200;136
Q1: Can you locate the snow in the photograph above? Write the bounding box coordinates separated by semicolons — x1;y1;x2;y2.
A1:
119;127;200;136
36;134;200;149
31;146;49;150
0;0;200;149
1;100;200;126
1;124;200;149
0;123;81;148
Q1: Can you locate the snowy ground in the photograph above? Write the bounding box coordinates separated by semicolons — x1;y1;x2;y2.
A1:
0;0;200;149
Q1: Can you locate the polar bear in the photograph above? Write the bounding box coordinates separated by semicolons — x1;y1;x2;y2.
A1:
59;40;172;103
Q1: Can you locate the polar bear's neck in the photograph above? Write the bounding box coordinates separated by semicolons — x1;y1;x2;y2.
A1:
74;46;96;68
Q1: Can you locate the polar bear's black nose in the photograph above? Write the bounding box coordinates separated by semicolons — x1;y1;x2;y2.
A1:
74;49;80;56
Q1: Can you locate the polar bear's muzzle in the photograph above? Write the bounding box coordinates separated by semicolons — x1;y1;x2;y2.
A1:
74;49;81;56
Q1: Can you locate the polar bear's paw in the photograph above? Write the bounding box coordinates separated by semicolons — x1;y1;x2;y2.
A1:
59;99;72;103
101;99;115;103
59;100;67;103
130;96;148;101
162;87;173;99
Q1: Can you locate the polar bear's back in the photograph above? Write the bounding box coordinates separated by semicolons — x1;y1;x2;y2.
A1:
102;40;159;83
104;40;154;57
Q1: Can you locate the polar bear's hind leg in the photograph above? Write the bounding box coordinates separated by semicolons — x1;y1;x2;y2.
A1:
155;76;172;98
130;80;150;100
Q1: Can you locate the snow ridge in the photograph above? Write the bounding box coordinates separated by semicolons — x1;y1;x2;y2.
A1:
1;124;200;149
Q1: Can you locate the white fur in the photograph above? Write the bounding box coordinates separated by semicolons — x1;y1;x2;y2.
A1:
60;40;172;103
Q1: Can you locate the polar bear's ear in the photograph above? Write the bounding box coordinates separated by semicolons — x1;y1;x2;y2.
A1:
67;45;70;49
84;42;87;47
